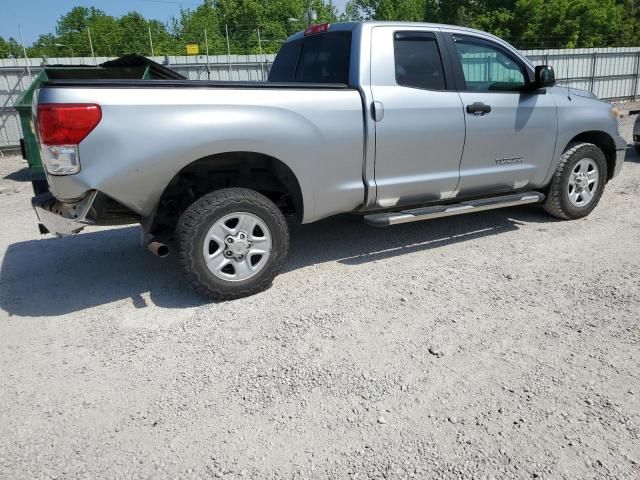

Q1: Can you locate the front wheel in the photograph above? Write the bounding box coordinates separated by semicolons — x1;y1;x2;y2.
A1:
176;188;289;300
544;142;607;220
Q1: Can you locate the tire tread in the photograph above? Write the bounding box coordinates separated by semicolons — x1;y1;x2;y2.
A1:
175;188;289;301
543;142;606;219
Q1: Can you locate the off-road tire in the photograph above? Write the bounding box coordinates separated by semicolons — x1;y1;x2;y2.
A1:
176;188;289;300
543;142;607;220
635;143;640;155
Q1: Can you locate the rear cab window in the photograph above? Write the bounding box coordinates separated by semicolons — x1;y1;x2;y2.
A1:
394;32;446;90
268;31;352;84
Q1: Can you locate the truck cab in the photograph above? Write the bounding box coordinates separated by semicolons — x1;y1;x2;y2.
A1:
269;22;624;211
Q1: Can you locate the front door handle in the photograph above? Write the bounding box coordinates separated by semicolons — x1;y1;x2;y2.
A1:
466;102;492;115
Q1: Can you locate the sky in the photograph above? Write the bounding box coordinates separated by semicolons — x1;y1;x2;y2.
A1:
2;0;349;44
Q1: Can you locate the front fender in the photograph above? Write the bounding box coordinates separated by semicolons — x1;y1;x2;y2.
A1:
546;89;620;183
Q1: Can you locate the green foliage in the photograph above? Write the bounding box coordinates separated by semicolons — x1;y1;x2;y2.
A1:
2;0;340;59
508;0;639;48
0;36;24;58
344;0;640;48
3;0;638;60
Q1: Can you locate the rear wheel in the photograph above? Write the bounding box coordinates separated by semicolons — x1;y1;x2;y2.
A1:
544;143;607;219
176;188;289;300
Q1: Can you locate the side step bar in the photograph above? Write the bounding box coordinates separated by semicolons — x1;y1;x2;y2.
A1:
364;192;545;227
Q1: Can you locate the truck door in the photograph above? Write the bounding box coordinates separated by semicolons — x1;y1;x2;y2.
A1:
369;27;465;208
445;33;557;196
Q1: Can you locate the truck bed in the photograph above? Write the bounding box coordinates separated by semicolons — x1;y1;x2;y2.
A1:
36;80;366;223
42;79;353;90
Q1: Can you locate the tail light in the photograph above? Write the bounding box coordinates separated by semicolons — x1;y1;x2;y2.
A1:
304;23;330;36
37;103;101;175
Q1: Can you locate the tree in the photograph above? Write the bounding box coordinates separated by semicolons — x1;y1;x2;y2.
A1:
0;36;24;58
506;0;638;48
52;6;120;56
27;34;59;58
343;0;640;48
10;0;640;58
119;12;155;55
345;0;427;21
172;0;225;55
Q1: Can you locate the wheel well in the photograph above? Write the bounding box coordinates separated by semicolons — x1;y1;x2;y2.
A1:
566;131;616;181
149;152;303;235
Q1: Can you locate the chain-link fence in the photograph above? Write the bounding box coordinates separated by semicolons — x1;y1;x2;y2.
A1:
9;26;289;60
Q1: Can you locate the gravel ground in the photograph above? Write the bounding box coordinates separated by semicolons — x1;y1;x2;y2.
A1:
1;112;639;479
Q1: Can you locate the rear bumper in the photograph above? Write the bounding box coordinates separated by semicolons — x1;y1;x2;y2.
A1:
32;191;97;236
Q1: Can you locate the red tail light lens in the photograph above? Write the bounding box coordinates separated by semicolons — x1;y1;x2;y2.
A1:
37;104;102;145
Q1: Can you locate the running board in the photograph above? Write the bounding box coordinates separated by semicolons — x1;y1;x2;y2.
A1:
364;192;545;227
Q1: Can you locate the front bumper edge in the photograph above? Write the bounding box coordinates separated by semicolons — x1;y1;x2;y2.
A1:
32;191;97;237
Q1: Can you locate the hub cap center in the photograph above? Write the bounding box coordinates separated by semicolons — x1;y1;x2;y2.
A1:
575;172;588;191
225;232;250;258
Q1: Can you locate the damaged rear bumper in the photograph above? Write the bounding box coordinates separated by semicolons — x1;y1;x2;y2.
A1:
32;191;97;236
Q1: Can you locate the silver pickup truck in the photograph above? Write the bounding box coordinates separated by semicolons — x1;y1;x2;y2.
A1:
32;21;626;299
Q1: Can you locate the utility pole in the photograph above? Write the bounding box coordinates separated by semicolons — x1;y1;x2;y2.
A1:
148;26;155;57
204;29;211;80
257;27;265;81
18;25;31;79
87;27;96;65
225;23;232;80
307;1;315;26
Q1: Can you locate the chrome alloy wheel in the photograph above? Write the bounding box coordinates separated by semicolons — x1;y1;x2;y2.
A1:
567;158;599;207
202;212;272;282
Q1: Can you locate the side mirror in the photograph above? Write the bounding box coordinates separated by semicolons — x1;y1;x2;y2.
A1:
535;65;555;88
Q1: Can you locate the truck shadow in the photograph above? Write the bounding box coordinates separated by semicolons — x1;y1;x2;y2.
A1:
3;167;31;182
285;208;537;271
0;206;555;317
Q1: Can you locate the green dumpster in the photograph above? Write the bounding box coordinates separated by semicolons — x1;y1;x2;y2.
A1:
13;56;185;194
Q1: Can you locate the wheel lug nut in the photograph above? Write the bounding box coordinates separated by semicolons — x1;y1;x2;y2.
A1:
226;238;234;244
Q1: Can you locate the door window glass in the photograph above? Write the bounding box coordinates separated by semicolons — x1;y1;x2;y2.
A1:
394;33;446;91
453;37;526;92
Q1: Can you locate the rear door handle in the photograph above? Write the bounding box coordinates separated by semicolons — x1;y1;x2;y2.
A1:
372;101;384;122
466;102;491;115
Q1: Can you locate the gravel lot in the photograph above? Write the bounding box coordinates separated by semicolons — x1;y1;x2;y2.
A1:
1;111;639;479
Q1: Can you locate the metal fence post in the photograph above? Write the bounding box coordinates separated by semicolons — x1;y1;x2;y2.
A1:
589;51;597;94
87;27;96;65
204;29;211;80
225;24;232;80
148;26;155;57
18;25;31;80
633;51;640;100
257;28;265;81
